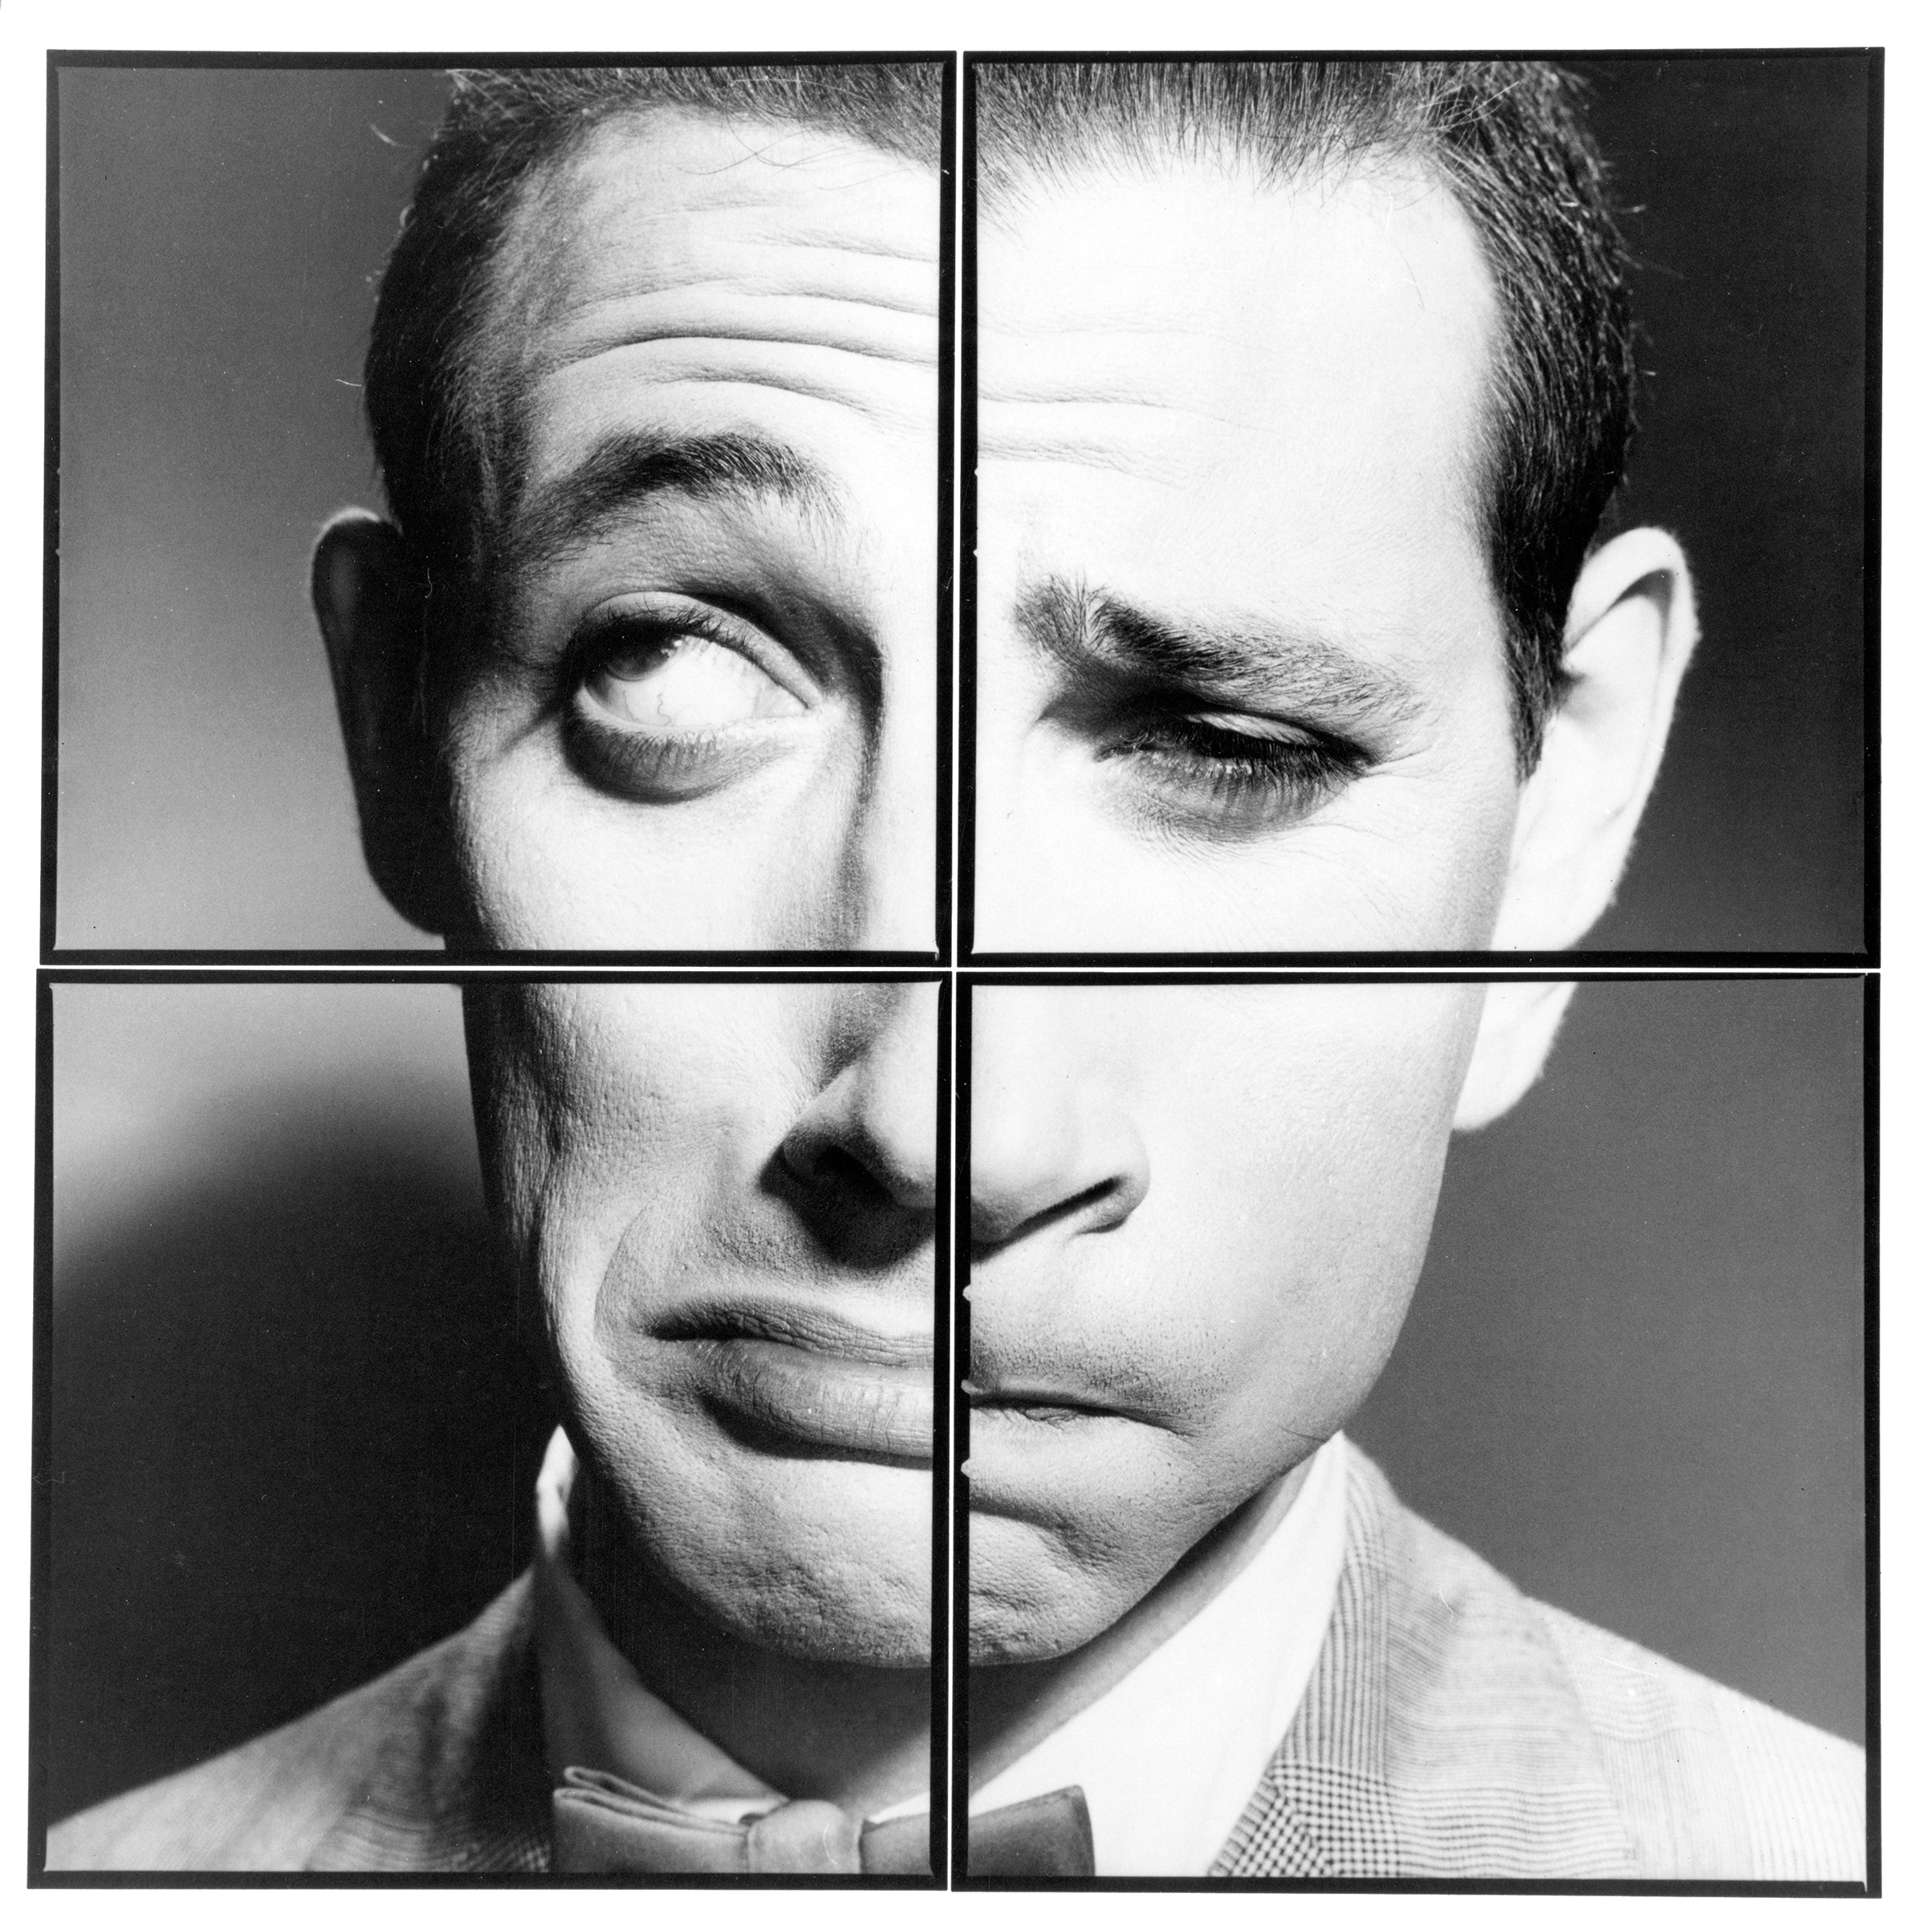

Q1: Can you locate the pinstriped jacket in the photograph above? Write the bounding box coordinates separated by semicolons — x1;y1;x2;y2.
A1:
46;1441;1867;1879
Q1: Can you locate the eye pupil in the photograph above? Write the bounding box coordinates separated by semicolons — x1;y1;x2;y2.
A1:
581;627;804;732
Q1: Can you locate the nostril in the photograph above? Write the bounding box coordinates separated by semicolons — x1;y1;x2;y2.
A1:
798;1144;892;1204
969;1175;1133;1255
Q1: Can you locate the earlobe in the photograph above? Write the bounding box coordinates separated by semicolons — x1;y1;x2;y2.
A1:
1491;527;1699;951
1454;977;1576;1129
311;510;462;937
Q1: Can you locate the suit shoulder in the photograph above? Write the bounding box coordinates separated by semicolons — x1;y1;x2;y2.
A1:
1536;1599;1867;1883
46;1576;536;1873
1279;1444;1868;1881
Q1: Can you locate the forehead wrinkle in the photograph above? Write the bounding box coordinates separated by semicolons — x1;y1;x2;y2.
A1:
534;305;940;381
471;112;938;551
978;148;1499;548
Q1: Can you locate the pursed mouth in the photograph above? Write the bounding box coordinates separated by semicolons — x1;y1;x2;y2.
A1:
963;1379;1141;1425
663;1302;935;1464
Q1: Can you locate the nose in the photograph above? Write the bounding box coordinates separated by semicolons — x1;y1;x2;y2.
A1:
969;989;1149;1252
830;637;938;953
779;984;938;1261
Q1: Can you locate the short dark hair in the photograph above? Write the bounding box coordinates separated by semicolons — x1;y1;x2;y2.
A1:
977;60;1637;773
363;63;942;648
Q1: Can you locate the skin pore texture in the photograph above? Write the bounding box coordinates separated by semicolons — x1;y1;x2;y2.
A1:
467;977;940;1808
973;156;1524;952
393;109;940;951
966;981;1482;1672
323;110;1692;1817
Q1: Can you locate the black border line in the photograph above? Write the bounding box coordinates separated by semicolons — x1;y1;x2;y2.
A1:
957;965;1864;987
963;45;1879;63
40;61;60;960
42;47;1880;968
27;982;57;1883
957;46;1879;972
50;48;954;71
28;965;950;1891
948;981;973;1883
45;949;945;969
936;59;958;967
956;59;980;965
929;971;954;1876
38;965;946;988
963;949;1869;973
1862;971;1881;1895
39;47;952;967
34;38;1884;1898
948;967;1875;1895
1861;51;1883;962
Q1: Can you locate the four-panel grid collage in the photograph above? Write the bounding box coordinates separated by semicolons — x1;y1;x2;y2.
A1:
36;50;1877;1891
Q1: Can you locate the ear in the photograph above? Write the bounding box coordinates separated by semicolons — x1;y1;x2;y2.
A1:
311;510;463;936
1454;977;1576;1129
1490;527;1699;951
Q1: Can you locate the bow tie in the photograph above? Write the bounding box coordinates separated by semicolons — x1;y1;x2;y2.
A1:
552;1768;1094;1876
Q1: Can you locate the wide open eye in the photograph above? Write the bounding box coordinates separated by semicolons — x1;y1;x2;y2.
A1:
564;601;811;802
584;630;806;731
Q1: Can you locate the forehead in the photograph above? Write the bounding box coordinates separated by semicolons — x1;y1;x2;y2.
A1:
482;108;942;498
978;155;1501;651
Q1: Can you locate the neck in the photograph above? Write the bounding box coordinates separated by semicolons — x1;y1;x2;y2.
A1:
967;1455;1314;1790
576;1481;932;1814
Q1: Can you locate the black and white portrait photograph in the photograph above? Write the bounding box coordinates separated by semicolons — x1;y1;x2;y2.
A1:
52;59;950;957
24;22;1891;1902
963;55;1873;958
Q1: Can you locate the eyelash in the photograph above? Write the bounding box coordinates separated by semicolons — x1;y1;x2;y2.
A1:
559;603;802;801
564;604;752;699
1100;709;1368;832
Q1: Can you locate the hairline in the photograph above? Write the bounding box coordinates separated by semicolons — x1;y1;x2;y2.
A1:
439;97;942;634
984;137;1519;711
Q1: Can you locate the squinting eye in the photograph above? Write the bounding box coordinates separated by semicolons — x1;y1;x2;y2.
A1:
584;632;805;731
1099;708;1367;837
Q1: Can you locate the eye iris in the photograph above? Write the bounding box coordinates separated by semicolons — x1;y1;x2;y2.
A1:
587;633;803;730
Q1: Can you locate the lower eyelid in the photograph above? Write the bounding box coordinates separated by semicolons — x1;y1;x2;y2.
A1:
562;704;799;802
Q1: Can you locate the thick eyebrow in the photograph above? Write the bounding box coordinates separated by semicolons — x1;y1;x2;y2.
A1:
507;429;843;578
1015;576;1422;731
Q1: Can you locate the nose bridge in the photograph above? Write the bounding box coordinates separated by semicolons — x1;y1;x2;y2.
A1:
844;981;941;1205
834;617;939;953
783;981;939;1212
969;989;1149;1249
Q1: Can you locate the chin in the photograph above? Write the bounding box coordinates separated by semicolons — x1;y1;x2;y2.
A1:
678;1545;936;1668
612;1446;938;1669
966;1515;1147;1665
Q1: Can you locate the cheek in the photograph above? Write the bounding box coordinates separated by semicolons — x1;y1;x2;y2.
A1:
1141;985;1481;1446
467;985;810;1367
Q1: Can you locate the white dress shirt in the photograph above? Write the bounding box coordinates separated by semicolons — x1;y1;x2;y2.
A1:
966;1431;1348;1875
532;1424;1348;1873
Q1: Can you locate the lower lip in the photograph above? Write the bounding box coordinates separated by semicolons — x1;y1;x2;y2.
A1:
691;1337;934;1463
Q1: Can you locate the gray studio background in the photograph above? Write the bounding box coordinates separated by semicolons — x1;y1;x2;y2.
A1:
54;58;1872;953
45;976;1865;1820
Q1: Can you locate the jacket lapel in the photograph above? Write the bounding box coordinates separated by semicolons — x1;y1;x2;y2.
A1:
305;1575;554;1872
1214;1441;1637;1879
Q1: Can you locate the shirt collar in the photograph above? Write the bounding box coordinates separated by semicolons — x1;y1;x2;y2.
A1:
968;1430;1351;1876
532;1427;780;1822
531;1423;1347;1869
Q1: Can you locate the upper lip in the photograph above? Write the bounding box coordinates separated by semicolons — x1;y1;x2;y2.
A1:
657;1298;934;1370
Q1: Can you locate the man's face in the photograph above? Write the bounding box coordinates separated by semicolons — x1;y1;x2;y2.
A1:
436;111;939;950
973;156;1524;950
967;981;1482;1660
470;979;937;1663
